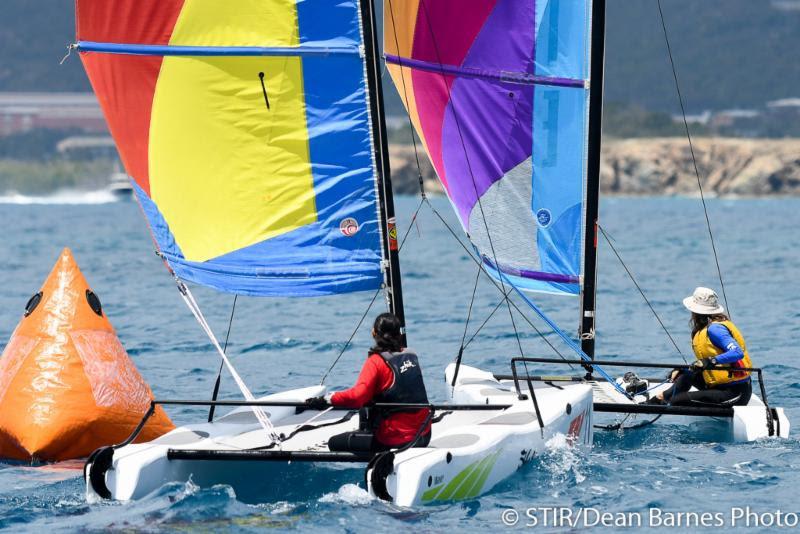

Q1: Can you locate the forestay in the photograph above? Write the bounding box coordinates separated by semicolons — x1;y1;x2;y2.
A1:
76;0;385;297
385;0;592;296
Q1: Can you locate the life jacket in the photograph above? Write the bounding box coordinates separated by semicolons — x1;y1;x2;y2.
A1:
692;320;752;386
371;350;429;426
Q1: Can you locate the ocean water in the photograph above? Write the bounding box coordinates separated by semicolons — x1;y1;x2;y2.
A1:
0;193;798;532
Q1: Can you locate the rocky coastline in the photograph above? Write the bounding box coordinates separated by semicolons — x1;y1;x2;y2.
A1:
388;138;800;197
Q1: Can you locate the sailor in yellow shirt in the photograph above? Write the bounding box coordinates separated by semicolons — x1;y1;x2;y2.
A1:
651;287;752;406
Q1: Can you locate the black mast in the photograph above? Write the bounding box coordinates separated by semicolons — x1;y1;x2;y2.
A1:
360;0;407;343
579;0;607;363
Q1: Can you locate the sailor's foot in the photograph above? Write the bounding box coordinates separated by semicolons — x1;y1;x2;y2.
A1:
645;396;665;405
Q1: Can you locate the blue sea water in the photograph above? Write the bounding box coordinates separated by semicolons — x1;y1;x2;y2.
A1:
0;193;798;532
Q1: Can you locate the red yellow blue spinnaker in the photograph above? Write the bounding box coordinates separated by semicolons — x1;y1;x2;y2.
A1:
77;0;384;296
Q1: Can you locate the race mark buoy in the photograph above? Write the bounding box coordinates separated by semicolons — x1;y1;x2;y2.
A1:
0;248;174;462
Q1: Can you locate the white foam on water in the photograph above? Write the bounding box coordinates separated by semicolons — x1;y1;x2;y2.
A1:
543;433;586;484
318;483;374;505
0;189;118;205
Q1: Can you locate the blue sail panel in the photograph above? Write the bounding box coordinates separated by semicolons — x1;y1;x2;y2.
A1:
78;0;385;297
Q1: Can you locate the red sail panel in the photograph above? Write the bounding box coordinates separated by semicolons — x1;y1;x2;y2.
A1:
76;0;185;44
80;54;161;194
75;0;185;194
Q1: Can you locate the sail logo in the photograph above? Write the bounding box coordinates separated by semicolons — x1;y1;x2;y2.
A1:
339;218;359;237
399;359;416;374
536;209;552;228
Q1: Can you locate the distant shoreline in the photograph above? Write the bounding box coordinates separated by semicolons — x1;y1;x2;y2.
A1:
391;138;800;197
1;138;798;197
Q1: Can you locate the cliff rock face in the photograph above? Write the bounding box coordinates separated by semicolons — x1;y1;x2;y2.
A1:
389;138;800;196
601;138;800;196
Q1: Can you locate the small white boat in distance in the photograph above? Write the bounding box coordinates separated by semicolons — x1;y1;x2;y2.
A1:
107;171;133;201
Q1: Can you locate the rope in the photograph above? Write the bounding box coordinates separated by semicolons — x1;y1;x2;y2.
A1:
598;224;687;363
386;0;427;199
459;266;482;355
208;294;238;422
320;287;381;385
450;264;482;389
415;0;525;357
177;281;279;442
319;198;425;383
426;199;573;368
386;0;567;371
500;274;631;398
595;414;663;431
656;0;731;317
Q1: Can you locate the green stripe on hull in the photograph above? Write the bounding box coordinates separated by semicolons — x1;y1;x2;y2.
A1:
433;459;480;501
465;451;501;499
453;455;493;500
421;484;443;502
421;450;503;503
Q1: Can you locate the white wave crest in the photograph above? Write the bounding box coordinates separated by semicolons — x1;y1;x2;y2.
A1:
0;189;119;205
319;484;374;505
543;433;587;484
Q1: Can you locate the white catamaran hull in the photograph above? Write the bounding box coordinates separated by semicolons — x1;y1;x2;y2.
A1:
589;379;790;441
85;366;594;506
369;364;593;506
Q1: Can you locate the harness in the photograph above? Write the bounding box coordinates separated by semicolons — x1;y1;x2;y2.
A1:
366;350;429;430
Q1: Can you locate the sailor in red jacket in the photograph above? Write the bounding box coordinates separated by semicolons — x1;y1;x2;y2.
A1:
308;313;431;452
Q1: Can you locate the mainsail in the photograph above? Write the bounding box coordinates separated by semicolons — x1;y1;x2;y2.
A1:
77;0;389;297
385;0;592;296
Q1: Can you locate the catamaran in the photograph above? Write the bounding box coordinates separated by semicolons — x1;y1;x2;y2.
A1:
76;0;597;506
382;0;788;442
77;0;789;507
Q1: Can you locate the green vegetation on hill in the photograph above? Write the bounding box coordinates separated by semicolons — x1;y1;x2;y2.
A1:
1;0;798;115
0;159;114;194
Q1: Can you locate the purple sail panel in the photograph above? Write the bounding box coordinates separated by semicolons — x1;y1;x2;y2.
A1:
385;0;592;296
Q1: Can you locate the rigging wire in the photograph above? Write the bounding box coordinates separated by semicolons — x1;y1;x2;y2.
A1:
385;0;570;372
462;291;511;350
415;0;526;361
320;287;382;385
208;294;238;422
426;200;573;368
450;264;482;389
656;0;731;317
177;281;279;441
386;0;427;199
598;224;687;363
320;198;425;384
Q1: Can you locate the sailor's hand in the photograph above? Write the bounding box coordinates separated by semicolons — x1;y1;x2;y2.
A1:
304;396;328;409
668;369;681;382
691;358;717;371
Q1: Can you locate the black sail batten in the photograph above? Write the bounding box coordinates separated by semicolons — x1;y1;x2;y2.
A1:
360;0;407;343
579;0;607;363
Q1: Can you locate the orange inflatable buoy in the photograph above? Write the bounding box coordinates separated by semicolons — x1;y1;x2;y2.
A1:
0;248;174;462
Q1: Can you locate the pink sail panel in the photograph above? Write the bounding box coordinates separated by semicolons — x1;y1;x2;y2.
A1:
385;0;592;295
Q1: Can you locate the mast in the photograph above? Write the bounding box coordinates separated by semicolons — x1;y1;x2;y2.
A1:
579;0;607;362
360;0;407;343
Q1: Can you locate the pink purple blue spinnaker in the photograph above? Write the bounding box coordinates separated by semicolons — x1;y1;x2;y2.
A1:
385;0;592;295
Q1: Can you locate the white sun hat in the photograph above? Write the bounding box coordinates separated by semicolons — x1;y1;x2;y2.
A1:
682;287;725;315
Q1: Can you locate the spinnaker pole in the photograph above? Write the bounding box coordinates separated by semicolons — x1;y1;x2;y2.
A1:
360;0;407;343
579;0;607;362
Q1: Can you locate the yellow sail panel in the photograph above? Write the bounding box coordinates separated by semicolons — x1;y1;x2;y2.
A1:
149;55;316;262
169;0;299;47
